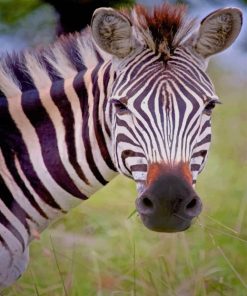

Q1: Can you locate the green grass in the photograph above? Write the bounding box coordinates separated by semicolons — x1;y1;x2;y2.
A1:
2;65;247;296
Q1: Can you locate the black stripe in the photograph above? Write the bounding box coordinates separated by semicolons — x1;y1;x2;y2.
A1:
103;63;112;138
1;145;48;219
0;233;14;267
195;134;211;148
50;79;90;185
0;175;27;250
188;118;211;155
130;164;147;172
0;97;63;211
124;66;158;98
91;65;116;172
121;150;144;164
61;35;86;72
191;150;207;159
133;88;163;157
191;164;201;171
147;79;165;140
4;52;35;92
73;72;108;185
116;134;141;150
170;79;201;156
21;88;87;200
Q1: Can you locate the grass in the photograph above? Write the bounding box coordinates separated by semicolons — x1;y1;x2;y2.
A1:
2;64;247;296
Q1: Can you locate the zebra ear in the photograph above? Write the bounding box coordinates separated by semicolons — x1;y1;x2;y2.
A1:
193;8;242;58
91;8;134;59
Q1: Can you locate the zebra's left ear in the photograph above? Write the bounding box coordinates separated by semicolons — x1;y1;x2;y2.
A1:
91;8;135;59
193;8;242;58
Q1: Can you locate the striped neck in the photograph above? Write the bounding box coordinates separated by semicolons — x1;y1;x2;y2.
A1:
0;59;118;221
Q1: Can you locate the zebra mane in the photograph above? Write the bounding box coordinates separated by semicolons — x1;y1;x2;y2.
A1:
126;3;196;58
0;28;108;98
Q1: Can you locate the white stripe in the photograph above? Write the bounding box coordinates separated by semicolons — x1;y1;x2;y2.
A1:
64;76;108;192
14;154;59;222
85;69;115;182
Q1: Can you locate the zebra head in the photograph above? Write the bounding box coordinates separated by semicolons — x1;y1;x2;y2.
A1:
92;4;242;232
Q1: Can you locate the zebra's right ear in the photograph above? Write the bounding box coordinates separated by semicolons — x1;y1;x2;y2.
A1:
91;8;135;59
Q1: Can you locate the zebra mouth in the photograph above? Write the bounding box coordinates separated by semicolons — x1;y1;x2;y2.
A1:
138;210;192;233
134;171;202;233
135;194;202;233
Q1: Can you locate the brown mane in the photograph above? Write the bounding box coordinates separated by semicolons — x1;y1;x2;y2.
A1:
123;3;195;58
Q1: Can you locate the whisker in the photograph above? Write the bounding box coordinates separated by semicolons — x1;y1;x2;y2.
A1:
173;213;191;222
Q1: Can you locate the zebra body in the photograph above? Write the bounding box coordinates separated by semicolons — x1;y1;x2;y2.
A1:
0;3;242;288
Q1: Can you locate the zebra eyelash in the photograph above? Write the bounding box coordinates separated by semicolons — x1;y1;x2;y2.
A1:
204;99;221;115
111;99;129;115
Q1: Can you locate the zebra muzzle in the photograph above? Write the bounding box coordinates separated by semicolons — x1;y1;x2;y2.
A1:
135;162;202;232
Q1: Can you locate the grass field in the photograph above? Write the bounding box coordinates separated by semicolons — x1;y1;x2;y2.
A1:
2;64;247;296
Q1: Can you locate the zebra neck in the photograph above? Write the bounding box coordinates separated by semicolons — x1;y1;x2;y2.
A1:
0;61;117;224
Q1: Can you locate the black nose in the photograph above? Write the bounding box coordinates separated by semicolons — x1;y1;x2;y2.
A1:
136;174;202;232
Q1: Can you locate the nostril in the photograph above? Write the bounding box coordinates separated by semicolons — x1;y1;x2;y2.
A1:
186;198;197;209
142;197;153;209
136;195;155;215
184;196;202;218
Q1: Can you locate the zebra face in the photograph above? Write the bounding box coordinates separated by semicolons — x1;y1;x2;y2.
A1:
109;48;218;231
92;5;242;232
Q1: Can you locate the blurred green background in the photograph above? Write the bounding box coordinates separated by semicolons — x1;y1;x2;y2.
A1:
0;0;247;295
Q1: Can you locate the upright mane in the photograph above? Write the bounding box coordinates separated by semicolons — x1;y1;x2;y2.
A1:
125;3;196;58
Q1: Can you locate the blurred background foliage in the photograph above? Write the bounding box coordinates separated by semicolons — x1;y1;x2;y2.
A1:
0;0;40;24
1;0;247;25
0;0;247;295
0;0;135;24
1;0;247;24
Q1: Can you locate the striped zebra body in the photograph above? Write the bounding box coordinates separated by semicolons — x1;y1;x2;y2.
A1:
0;3;242;289
0;32;118;286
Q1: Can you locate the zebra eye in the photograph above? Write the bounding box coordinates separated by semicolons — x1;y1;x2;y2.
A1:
112;99;128;114
204;100;218;115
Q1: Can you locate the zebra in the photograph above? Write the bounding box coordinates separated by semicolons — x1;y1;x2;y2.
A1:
0;3;242;289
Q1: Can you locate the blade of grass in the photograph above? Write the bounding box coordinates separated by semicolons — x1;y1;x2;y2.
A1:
235;193;247;233
207;231;247;290
128;209;137;219
30;268;40;296
196;221;247;244
203;214;239;234
133;238;136;296
147;270;160;296
50;235;68;296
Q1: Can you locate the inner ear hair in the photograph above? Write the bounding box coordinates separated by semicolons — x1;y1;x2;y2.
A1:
194;7;242;58
91;8;134;58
